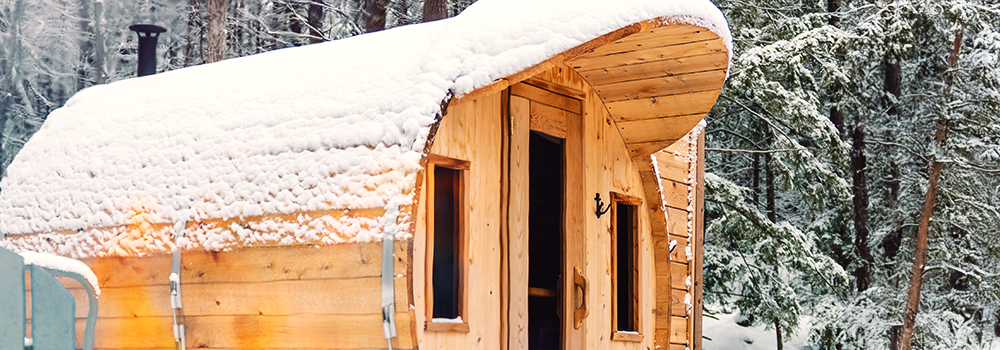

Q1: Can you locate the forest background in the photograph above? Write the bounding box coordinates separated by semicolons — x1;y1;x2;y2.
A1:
1;0;998;349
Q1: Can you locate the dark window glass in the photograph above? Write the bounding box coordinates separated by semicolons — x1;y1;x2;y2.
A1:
616;202;636;331
432;166;460;319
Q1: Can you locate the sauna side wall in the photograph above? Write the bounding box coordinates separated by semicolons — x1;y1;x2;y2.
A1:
655;129;706;350
31;241;415;350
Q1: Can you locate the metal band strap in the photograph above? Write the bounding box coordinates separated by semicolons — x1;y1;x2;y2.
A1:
171;221;187;350
381;233;397;342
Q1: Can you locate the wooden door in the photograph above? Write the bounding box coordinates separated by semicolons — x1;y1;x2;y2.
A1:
504;82;586;350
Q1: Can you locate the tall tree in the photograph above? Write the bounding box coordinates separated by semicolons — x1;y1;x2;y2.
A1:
423;0;447;22
206;0;226;63
896;29;962;350
363;0;388;32
307;0;325;44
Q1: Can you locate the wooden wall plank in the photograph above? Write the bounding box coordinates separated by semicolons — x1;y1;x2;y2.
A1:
692;130;706;350
626;140;681;161
671;263;688;290
529;101;569;139
69;312;416;350
609;24;721;45
507;95;531;350
668;234;688;263
618;114;709;145
43;276;409;320
511;83;582;114
594;70;728;103
578;52;727;86
667;207;689;237
656;152;690;184
659;179;689;211
606;90;719;122
77;242;408;289
670;316;689;345
562;82;588;349
670;288;688;317
653;235;670;276
568;40;726;71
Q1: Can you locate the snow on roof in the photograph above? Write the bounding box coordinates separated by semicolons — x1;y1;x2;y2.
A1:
20;251;101;296
0;0;730;256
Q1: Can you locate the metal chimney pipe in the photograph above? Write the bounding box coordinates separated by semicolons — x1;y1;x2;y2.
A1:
128;24;167;77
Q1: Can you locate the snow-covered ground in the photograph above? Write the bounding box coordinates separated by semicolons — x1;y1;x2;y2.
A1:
704;311;1000;350
703;311;811;350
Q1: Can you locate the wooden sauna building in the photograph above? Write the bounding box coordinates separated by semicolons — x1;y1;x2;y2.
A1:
0;0;731;349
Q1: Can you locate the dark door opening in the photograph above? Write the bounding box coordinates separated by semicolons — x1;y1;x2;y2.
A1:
528;131;564;350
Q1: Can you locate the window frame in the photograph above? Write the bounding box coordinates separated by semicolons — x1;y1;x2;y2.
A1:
424;153;471;333
610;191;643;342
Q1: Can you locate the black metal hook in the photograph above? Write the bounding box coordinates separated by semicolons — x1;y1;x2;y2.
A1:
595;193;611;218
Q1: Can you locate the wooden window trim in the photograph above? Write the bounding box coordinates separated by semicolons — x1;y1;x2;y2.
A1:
610;191;643;341
611;332;644;343
424;154;471;333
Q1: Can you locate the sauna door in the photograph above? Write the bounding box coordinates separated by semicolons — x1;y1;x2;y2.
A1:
505;82;586;350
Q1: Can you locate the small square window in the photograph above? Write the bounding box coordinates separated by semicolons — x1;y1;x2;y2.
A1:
425;154;470;332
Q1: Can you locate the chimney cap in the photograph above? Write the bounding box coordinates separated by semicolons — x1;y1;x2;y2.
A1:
129;24;166;34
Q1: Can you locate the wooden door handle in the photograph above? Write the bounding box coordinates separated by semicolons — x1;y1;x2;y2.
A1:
573;266;589;329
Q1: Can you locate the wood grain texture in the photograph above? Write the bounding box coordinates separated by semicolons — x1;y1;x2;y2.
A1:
604;24;722;46
42;241;417;350
499;88;511;350
656;151;690;184
668;234;689;264
594;69;727;104
507;95;531;350
692;130;706;350
656;179;688;211
511;82;583;113
563;92;587;347
568;40;726;72
578;52;727;86
77;241;408;288
529;101;570;139
427;153;472;170
670;316;689;345
606;90;718;122
419;93;503;350
671;262;689;290
618;114;710;145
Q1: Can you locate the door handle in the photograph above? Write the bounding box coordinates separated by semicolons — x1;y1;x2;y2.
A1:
573;266;589;329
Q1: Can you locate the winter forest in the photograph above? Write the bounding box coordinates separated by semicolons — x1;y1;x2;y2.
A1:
1;0;998;349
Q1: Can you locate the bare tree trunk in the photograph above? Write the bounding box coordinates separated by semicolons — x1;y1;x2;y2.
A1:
423;0;447;22
183;0;200;67
206;0;227;63
752;153;760;206
765;153;783;350
307;0;325;44
94;0;105;84
880;0;905;267
363;0;388;33
77;0;94;91
895;29;962;350
851;125;873;292
827;0;845;140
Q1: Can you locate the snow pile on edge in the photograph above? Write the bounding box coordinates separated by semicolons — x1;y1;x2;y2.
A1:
21;251;101;296
0;0;730;253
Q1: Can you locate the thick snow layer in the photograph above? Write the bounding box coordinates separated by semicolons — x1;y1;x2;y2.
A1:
0;0;730;255
20;251;101;296
703;311;810;350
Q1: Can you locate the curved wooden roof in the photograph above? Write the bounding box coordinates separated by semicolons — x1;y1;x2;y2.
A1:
464;18;729;159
